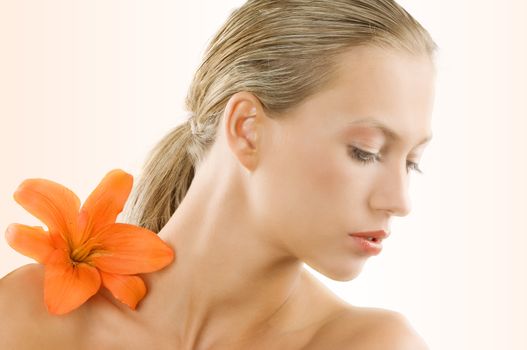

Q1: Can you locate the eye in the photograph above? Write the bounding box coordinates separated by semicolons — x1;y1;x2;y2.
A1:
347;146;423;174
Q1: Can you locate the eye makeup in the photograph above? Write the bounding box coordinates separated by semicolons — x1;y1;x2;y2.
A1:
345;117;433;148
347;145;424;174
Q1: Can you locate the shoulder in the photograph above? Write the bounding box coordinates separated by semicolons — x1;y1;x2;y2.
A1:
0;263;47;311
0;264;46;349
338;306;429;349
354;308;428;349
308;305;429;350
0;264;89;349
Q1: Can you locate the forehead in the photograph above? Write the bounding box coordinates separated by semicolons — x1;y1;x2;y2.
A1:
297;46;436;146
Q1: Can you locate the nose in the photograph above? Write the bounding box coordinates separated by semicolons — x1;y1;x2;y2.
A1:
370;163;412;217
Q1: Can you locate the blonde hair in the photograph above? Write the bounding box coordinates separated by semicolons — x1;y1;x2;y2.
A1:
123;0;438;233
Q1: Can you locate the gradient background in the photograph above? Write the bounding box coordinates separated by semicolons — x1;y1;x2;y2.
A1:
1;1;525;349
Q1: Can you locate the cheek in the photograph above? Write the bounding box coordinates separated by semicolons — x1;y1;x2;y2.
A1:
256;142;352;236
292;138;356;195
301;147;357;224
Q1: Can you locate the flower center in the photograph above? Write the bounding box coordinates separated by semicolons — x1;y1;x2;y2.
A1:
70;245;91;263
70;239;100;263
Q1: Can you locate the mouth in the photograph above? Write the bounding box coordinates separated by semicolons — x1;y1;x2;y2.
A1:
349;234;382;255
348;229;390;241
347;231;387;255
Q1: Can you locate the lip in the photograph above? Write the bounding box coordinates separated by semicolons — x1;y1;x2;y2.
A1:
347;230;389;256
349;230;390;240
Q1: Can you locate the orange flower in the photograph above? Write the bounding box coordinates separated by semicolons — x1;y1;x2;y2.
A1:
4;169;175;315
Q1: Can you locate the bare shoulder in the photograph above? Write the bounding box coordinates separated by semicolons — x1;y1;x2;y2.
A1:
0;264;47;349
306;305;429;350
343;306;429;349
0;264;87;350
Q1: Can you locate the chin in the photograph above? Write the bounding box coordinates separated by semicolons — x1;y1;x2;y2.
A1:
305;259;366;282
327;269;363;282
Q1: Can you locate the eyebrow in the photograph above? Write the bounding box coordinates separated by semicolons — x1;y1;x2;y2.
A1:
347;117;433;147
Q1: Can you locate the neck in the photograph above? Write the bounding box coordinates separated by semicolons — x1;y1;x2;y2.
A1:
134;158;307;348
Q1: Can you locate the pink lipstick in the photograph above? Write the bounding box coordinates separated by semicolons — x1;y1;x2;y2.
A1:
348;230;389;256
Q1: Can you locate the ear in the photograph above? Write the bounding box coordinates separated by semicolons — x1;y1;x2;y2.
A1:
223;92;263;172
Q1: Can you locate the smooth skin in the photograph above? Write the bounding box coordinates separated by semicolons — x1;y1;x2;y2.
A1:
0;45;434;349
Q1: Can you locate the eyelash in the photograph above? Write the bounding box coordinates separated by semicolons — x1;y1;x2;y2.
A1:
348;146;423;174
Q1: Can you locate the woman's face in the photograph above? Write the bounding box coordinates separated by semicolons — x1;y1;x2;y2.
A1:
254;46;435;281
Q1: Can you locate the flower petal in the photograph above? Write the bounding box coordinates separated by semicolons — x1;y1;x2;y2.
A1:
13;178;80;247
44;249;101;315
99;271;146;310
90;223;174;275
5;223;55;264
78;169;133;244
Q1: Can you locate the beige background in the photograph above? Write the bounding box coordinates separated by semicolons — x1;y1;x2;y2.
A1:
1;1;526;349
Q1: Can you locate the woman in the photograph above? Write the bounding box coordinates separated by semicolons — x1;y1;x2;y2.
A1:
1;0;437;348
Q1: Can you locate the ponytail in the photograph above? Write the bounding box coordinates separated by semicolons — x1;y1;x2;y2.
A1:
123;120;196;233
